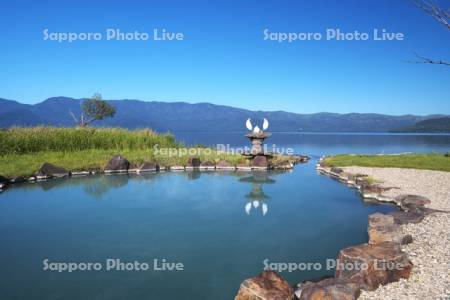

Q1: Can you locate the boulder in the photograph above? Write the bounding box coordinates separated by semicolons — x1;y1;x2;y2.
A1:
104;155;130;173
395;194;431;207
335;242;413;291
71;171;90;176
186;157;201;168
296;278;360;300
138;162;159;172
368;213;406;245
35;163;69;178
216;160;235;170
251;155;269;168
234;271;294;300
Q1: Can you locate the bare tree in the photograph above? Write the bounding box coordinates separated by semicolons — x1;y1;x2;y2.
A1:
409;0;450;66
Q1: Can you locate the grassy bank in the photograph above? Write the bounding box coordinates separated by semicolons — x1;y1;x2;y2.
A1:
0;127;178;154
0;127;245;178
323;153;450;172
0;148;245;177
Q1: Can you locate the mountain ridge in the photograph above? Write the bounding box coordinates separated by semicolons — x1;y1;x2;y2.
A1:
392;117;450;133
0;97;446;132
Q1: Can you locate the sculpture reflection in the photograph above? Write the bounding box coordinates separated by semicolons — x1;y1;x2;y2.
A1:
239;172;276;216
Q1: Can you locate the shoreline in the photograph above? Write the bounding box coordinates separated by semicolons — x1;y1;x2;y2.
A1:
0;154;309;192
2;153;448;299
234;159;449;299
314;161;450;299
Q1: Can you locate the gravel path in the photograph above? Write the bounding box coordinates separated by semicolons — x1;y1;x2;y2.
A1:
343;167;450;300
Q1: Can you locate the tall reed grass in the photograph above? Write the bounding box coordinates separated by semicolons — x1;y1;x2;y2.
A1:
0;127;180;154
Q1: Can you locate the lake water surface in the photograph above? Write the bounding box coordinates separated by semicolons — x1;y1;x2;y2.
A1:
0;133;449;300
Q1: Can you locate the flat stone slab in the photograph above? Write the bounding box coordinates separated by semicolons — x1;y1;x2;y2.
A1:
216;167;236;170
71;171;91;176
236;165;253;171
199;161;215;170
170;166;185;171
199;166;216;170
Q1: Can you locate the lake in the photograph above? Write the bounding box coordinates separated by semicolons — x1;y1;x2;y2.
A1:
0;133;449;300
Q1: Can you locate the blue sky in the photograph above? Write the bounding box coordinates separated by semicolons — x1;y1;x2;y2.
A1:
0;0;449;115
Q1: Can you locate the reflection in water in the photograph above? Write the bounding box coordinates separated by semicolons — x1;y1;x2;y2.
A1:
83;175;130;199
6;170;289;212
3;173;158;200
239;172;277;216
186;170;201;180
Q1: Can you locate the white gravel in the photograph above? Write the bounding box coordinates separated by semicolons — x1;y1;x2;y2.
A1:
343;167;450;300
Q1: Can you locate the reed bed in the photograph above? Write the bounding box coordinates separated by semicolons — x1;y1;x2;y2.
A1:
0;127;179;154
0;127;247;177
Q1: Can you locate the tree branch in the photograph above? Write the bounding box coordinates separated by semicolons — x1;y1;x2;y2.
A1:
412;0;450;30
69;110;79;124
406;52;450;66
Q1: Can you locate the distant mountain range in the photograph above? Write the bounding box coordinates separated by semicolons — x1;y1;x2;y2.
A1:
393;117;450;133
0;97;447;132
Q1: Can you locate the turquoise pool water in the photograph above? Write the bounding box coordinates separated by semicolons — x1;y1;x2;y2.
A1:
0;162;395;300
2;132;449;299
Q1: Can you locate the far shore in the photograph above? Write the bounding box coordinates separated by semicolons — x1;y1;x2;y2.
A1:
323;153;450;172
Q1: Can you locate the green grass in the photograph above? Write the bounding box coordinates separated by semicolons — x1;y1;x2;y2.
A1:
323;153;450;172
0;127;179;154
0;148;247;178
0;127;248;178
